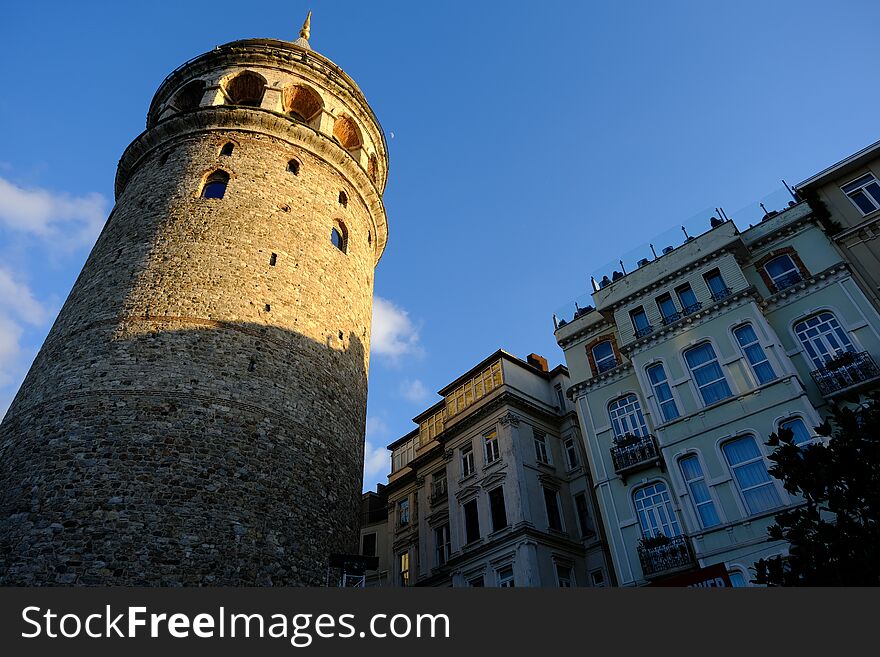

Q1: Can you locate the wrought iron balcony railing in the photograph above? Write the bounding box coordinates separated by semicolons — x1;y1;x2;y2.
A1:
610;434;660;475
773;271;804;291
596;358;619;374
634;325;654;338
681;301;703;316
660;312;681;326
811;351;880;397
710;286;732;302
638;535;694;578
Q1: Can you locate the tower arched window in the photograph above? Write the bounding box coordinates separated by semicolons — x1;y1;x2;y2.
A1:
283;84;323;123
333;115;362;151
331;222;348;253
219;142;234;156
223;70;266;107
368;154;378;183
287;159;300;176
338;191;348;207
171;79;206;112
201;170;230;199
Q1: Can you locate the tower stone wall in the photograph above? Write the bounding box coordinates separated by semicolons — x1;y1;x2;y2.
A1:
0;37;388;585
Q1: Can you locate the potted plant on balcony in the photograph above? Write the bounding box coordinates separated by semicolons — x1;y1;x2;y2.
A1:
638;533;671;550
824;351;856;370
612;433;642;448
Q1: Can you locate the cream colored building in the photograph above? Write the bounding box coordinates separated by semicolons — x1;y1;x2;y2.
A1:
555;195;880;586
362;351;614;587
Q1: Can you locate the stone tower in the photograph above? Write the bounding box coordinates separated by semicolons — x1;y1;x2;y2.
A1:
0;16;388;585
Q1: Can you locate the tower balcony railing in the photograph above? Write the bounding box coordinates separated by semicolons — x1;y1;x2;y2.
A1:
637;534;694;578
810;351;880;397
610;434;661;477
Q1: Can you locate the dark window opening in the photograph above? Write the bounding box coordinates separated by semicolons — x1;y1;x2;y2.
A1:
247;359;256;372
362;533;377;557
331;225;348;253
224;71;266;107
544;487;563;531
488;487;508;532
368;230;372;246
574;493;591;537
269;253;277;266
201;170;229;199
264;304;271;312
464;499;480;544
159;152;169;166
287;159;300;175
338;190;348;207
219;142;234;156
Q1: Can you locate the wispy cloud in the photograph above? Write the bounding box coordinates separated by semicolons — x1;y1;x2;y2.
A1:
371;296;423;363
399;378;431;404
363;416;391;484
0;175;107;250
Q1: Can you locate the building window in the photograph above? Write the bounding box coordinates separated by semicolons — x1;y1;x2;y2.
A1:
608;393;648;438
630;306;651;337
703;268;730;301
398;552;410;587
633;482;681;539
287;159;300;175
201;170;229;199
219;142;234;156
488;487;508;531
794;312;855;368
590;569;606;587
734;324;776;385
543;487;563;531
445;359;503;417
675;283;700;314
467;575;484;587
223;70;266;107
684;342;732;405
338;190;348;207
591;340;618;374
646;363;680;422
764;254;802;291
656;293;678;324
722;435;782;515
397;499;410;527
728;569;749;587
574;492;591;537
678;455;720;528
431;473;447;501
533;429;550;464
779;417;813;445
435;524;451;566
841;173;880;215
331;223;348;253
484;430;500;464
556;564;573;588
554;383;566;409
463;499;480;544
361;532;377;557
497;566;515;588
460;443;475;478
563;437;579;469
171;79;206;112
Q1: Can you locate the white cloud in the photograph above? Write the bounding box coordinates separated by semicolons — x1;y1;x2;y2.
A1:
363;416;391;484
0;316;25;388
399;378;431;404
0;268;51;326
371;296;423;363
0;175;107;250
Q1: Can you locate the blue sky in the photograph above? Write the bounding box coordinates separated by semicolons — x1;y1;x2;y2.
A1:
1;1;878;492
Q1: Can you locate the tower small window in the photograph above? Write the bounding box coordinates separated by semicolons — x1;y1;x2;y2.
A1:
219;142;234;156
338;190;348;207
269;253;277;266
201;170;229;199
287;159;300;175
331;223;348;253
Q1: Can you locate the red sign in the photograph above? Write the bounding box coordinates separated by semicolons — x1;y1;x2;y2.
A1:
650;563;733;587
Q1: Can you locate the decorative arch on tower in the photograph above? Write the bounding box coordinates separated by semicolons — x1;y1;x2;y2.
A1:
333;114;362;151
222;70;267;107
171;79;206;112
283;84;324;124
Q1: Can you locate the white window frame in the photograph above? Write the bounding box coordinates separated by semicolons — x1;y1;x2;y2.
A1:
563;437;579;469
721;435;783;516
398;551;410;587
794;311;856;369
645;362;680;423
590;569;607;587
778;416;815;446
841;172;880;216
763;254;800;289
434;524;451;567
684;341;732;406
555;563;574;588
483;430;500;465
733;323;777;386
591;340;617;374
496;565;515;588
608;393;649;438
678;453;721;529
632;481;681;539
460;443;475;478
398;498;410;527
534;430;551;464
543;486;565;532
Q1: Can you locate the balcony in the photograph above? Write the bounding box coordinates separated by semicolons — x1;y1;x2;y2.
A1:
634;325;654;338
681;301;702;316
596;358;620;374
773;271;804;291
610;434;661;477
811;351;880;397
660;312;681;326
638;535;694;578
710;286;732;302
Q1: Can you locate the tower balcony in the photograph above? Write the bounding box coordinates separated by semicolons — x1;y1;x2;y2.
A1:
638;535;695;579
810;351;880;398
610;434;662;478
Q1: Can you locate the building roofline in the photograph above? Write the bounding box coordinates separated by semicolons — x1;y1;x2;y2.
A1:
795;138;880;190
386;427;418;451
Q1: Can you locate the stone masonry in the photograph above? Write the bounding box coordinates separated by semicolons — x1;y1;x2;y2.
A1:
0;38;389;585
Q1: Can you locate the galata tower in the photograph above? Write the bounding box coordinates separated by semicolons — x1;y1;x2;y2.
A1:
0;14;388;585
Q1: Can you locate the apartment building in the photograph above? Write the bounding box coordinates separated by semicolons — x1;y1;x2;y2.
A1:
365;351;614;587
554;197;880;586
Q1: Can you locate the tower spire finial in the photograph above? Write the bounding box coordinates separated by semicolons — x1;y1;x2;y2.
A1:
299;10;311;41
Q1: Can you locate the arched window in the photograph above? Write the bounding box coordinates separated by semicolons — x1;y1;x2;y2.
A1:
219;142;234;156
764;254;802;291
778;417;813;445
678;455;720;528
283;84;323;122
338;191;348;207
591;340;617;374
172;80;206;112
287;159;300;176
368;154;378;183
201;170;229;199
331;222;348;253
794;312;855;368
608;394;648;439
728;569;749;587
684;342;732;405
721;435;781;515
333;115;362;150
223;71;266;107
633;482;681;539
